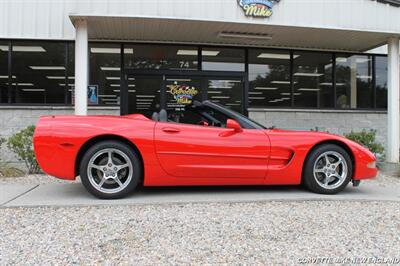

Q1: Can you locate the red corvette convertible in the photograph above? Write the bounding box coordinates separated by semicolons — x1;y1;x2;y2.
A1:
33;101;377;199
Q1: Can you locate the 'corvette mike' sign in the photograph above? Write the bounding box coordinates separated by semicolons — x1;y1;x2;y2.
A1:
238;0;280;18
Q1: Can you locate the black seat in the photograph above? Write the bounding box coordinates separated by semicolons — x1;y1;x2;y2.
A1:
151;112;159;121
159;109;167;122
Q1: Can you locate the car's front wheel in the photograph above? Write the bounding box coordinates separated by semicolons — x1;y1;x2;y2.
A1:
80;140;141;199
303;144;352;194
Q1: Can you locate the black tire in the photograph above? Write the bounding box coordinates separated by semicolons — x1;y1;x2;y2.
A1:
80;140;142;199
303;144;352;194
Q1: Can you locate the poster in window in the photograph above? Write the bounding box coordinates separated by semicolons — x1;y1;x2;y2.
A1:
88;85;98;105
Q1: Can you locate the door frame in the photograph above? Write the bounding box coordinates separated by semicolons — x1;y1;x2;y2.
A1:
122;69;247;115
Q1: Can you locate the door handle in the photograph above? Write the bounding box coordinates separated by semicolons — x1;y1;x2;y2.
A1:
162;127;180;133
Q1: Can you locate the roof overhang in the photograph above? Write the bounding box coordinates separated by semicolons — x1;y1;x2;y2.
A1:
70;15;399;53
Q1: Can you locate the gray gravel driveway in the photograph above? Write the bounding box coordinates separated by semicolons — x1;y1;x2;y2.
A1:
1;201;399;265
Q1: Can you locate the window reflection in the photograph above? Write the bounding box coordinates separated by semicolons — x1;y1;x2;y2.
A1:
293;52;333;108
375;56;387;109
249;49;291;107
11;41;66;104
207;78;243;112
0;41;8;103
336;54;373;109
202;48;245;72
89;43;121;105
124;45;198;70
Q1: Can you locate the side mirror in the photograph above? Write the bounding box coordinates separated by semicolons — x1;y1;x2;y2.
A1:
226;119;242;132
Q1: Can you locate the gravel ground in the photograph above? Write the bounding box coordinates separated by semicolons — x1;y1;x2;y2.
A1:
0;201;399;265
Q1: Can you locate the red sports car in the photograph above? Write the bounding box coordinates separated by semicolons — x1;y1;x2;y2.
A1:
33;101;377;199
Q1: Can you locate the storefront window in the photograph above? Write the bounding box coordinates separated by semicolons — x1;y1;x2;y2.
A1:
127;76;162;117
66;43;74;104
375;56;387;109
207;78;243;113
89;43;121;105
11;41;67;104
293;51;334;108
124;45;198;70
248;49;291;108
336;54;374;109
0;41;8;103
202;48;245;72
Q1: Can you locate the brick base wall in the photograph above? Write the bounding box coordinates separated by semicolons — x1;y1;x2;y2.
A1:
249;108;387;145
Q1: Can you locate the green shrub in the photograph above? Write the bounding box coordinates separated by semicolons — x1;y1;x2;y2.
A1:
344;130;385;157
7;126;41;174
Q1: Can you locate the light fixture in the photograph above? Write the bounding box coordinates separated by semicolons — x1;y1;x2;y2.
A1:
7;82;34;86
208;91;223;94
100;67;120;71
0;46;46;52
0;75;16;79
270;81;291;85
98;95;117;98
30;66;65;70
218;31;272;41
208;86;233;89
137;99;153;102
249;92;263;95
298;88;320;91
129;90;136;93
257;53;300;60
281;92;301;96
128;84;136;87
357;75;372;79
226;103;241;106
166;78;192;82
293;73;324;77
22;88;45;92
110;84;120;87
254;87;278;90
46;76;75;80
59;83;74;87
106;77;120;80
203;50;220;56
136;95;156;98
211;96;230;99
177;50;198;56
249;97;266;100
90;48;133;54
128;77;135;81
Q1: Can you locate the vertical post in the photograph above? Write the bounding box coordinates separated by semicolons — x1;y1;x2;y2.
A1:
387;37;400;163
74;19;88;115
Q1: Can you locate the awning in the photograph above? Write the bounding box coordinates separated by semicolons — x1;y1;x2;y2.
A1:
70;15;397;52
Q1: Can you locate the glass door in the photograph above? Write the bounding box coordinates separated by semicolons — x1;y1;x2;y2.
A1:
164;76;203;122
127;75;162;117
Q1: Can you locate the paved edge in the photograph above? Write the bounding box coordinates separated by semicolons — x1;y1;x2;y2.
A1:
2;195;400;210
0;184;39;207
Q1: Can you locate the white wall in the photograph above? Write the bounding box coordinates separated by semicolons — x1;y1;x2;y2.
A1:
0;0;399;40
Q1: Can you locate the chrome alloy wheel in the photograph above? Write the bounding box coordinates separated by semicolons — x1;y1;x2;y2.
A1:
87;148;133;194
313;151;348;190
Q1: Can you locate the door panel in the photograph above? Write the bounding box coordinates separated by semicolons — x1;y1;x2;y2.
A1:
154;122;270;179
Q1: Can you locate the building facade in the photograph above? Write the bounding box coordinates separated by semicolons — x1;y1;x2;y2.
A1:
0;0;400;163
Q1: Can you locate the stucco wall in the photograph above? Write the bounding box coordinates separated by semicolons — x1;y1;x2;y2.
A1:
0;107;119;164
249;109;387;146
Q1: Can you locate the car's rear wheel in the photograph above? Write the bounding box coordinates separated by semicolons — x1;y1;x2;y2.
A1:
303;144;352;194
80;141;141;199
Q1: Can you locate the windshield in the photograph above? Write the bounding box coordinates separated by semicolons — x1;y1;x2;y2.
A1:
203;101;266;130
